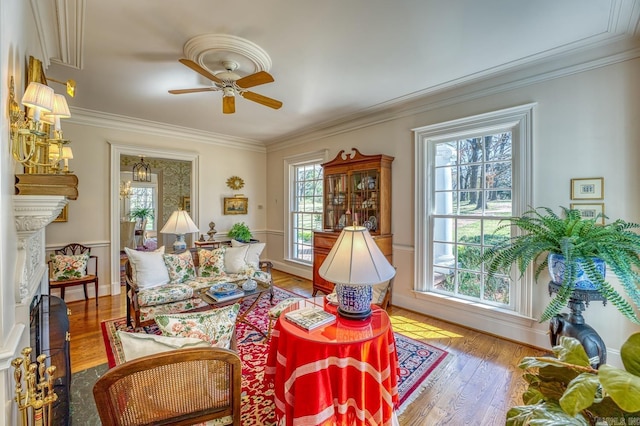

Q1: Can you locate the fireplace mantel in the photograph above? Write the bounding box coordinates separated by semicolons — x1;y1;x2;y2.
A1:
13;195;67;303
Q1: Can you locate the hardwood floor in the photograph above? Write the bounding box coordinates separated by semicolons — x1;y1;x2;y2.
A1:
67;269;545;425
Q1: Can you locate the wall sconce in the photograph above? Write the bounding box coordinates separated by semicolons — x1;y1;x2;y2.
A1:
9;76;72;173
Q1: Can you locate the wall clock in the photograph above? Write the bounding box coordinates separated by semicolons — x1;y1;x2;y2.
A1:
226;176;245;190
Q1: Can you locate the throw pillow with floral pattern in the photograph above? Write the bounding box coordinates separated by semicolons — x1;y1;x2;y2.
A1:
155;303;240;348
50;254;89;281
163;250;196;283
198;247;226;277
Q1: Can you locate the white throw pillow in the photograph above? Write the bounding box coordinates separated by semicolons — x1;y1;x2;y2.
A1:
124;246;170;289
117;331;211;362
224;245;250;274
231;240;266;269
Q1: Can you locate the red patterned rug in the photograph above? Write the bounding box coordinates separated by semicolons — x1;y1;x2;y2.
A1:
101;287;450;425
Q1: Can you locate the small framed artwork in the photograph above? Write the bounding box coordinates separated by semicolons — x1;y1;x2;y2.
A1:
570;203;605;225
570;177;604;200
182;196;191;212
54;205;68;223
223;197;248;215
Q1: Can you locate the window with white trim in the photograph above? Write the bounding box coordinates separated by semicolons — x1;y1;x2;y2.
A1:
414;104;535;315
286;154;325;264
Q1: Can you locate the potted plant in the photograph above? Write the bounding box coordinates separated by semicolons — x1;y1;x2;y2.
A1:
481;206;640;324
507;333;640;424
129;206;154;229
228;222;252;243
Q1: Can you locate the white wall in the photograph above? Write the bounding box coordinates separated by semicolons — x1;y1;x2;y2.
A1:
0;1;56;423
44;117;268;299
265;56;640;366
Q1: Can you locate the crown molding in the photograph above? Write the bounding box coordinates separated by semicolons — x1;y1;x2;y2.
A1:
266;33;640;153
31;0;85;69
68;106;267;152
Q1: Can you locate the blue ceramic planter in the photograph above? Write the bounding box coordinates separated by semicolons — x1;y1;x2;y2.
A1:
548;253;606;290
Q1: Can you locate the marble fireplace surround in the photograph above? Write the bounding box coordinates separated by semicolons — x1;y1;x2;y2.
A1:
0;195;67;425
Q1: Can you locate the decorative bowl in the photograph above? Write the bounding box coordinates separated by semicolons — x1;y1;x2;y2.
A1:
210;282;238;295
242;279;257;291
326;293;338;306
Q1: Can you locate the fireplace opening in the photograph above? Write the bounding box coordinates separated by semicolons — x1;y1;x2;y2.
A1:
29;295;71;425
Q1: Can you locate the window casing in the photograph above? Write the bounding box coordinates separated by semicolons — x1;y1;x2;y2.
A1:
414;104;535;317
285;152;326;264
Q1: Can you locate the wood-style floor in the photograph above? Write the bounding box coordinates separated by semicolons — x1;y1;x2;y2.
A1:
68;269;545;425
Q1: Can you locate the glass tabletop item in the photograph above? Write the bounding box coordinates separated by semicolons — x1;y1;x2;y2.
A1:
210;282;238;295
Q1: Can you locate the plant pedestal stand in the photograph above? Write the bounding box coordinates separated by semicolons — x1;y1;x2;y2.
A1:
548;281;608;367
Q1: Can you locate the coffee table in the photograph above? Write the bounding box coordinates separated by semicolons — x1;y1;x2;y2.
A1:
199;281;274;338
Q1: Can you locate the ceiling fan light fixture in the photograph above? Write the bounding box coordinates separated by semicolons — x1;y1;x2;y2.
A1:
222;87;235;97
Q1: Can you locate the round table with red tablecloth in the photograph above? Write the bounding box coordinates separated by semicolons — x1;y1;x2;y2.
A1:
265;298;399;426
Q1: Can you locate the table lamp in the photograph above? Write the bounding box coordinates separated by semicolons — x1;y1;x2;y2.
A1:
318;224;396;320
160;209;199;251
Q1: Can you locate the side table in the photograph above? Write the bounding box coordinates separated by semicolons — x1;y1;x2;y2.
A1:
265;298;399;425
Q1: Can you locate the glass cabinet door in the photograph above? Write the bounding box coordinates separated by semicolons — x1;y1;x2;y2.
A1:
324;173;348;230
350;169;380;232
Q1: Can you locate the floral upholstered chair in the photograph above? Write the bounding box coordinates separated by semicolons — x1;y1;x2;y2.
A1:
49;243;99;305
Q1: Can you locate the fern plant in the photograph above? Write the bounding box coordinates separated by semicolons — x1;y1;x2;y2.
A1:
481;206;640;324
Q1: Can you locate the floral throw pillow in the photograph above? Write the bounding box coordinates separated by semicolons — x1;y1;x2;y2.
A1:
163;251;196;283
155;303;240;348
50;253;89;281
198;247;226;277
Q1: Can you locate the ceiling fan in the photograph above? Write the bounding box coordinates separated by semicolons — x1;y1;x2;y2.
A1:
169;59;283;114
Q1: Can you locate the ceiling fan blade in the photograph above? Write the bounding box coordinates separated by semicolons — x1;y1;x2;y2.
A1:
242;91;283;109
178;58;224;85
236;71;274;89
223;96;235;114
168;88;217;94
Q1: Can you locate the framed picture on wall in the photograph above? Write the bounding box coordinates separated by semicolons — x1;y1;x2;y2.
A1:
223;197;248;215
182;196;191;212
570;203;605;225
570;177;604;200
53;205;68;223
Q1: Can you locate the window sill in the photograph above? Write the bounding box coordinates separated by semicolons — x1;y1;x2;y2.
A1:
412;290;538;328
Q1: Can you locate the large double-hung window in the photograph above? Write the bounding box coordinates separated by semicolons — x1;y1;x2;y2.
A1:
414;104;535;316
286;152;325;264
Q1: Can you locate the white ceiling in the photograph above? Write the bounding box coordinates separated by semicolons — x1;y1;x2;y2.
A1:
40;0;640;145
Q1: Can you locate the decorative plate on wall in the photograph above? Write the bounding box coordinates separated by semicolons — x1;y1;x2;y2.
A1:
226;176;245;190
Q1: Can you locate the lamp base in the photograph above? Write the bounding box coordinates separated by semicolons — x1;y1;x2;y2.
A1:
337;307;372;320
335;284;373;321
172;234;187;252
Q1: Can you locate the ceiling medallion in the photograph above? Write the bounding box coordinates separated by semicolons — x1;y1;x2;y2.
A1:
226;176;245;190
183;34;272;76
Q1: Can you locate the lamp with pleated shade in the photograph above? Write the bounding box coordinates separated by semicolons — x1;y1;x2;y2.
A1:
318;225;396;320
160;210;200;251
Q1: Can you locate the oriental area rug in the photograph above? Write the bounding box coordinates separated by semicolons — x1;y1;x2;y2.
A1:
99;287;450;425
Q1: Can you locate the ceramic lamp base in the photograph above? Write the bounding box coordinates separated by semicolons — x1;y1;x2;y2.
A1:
335;283;373;320
172;234;187;252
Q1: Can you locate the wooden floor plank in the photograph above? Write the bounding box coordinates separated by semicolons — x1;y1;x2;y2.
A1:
67;269;545;425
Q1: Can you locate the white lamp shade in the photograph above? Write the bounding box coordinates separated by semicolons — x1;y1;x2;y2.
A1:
21;82;54;113
61;146;73;159
45;94;71;118
318;225;396;285
160;210;199;235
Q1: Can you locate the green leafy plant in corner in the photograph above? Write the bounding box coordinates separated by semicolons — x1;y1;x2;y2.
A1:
228;222;252;243
480;206;640;324
129;206;154;222
507;333;640;425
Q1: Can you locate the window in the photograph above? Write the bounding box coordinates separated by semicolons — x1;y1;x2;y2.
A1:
285;152;326;264
414;104;534;316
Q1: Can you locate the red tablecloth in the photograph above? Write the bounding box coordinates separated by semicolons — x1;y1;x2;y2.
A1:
265;299;399;426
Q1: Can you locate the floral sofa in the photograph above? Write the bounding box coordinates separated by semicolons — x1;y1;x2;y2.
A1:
125;242;273;326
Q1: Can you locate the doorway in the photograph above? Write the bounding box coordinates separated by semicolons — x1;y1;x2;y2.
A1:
109;143;199;296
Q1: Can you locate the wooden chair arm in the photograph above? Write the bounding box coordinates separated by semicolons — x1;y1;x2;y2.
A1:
259;260;273;274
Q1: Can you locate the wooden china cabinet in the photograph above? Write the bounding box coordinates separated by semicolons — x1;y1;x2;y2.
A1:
312;148;394;295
